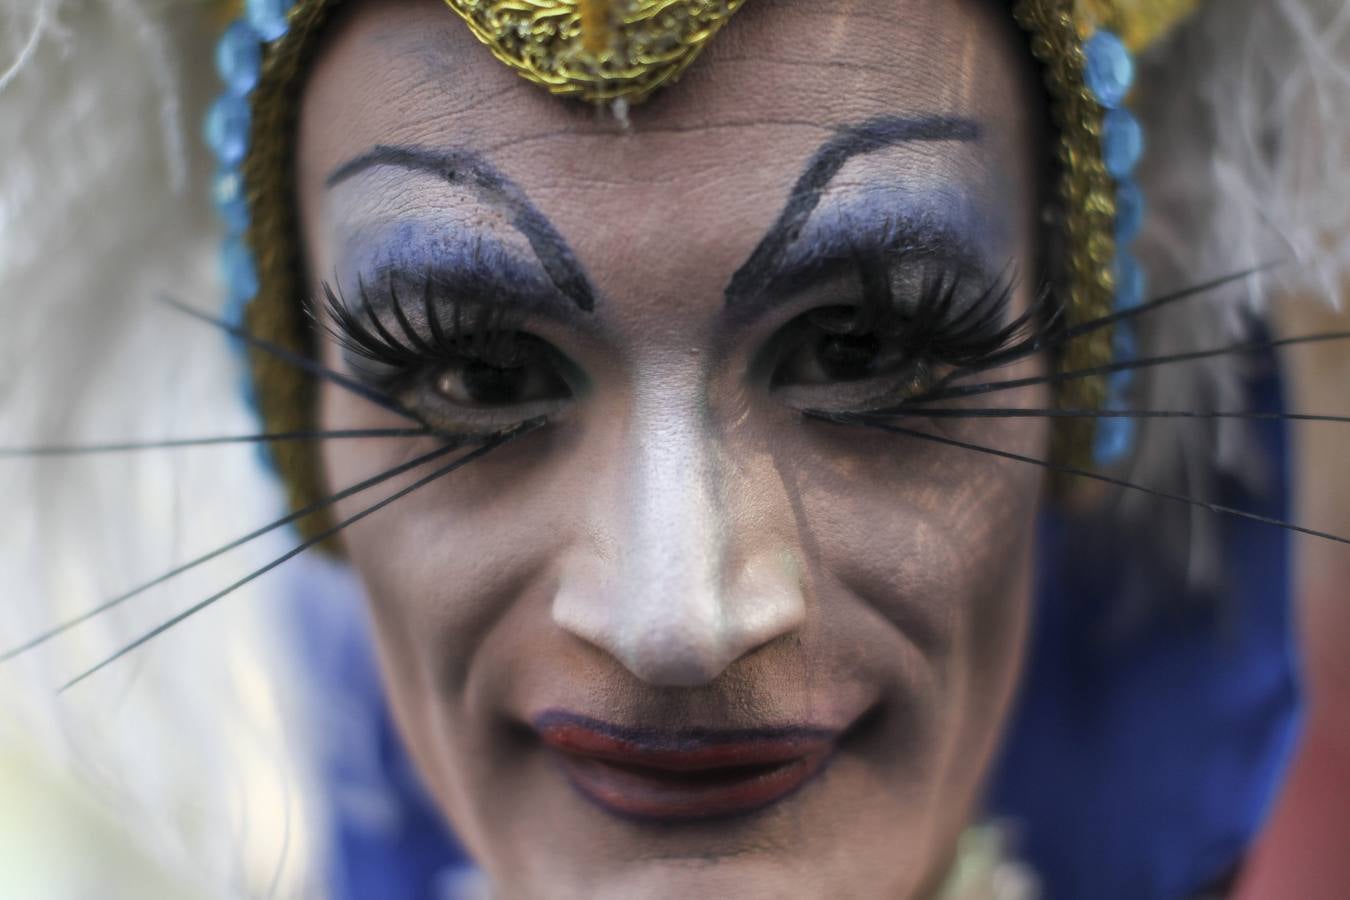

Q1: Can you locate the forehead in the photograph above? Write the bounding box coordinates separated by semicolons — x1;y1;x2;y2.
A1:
297;0;1041;323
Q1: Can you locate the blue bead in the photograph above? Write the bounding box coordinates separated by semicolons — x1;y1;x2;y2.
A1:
204;94;251;166
1103;108;1144;178
1108;367;1135;397
1093;413;1136;467
212;168;250;235
245;0;293;42
1114;251;1147;312
1116;179;1145;244
1112;320;1137;360
221;238;259;323
1084;31;1134;109
1108;322;1137;395
216;21;261;95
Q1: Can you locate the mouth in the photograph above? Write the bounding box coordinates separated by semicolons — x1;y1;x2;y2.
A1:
533;710;841;822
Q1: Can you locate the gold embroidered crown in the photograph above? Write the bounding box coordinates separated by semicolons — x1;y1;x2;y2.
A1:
439;0;1197;104
443;0;748;103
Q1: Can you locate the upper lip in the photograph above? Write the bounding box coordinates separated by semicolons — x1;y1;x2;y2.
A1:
534;711;840;769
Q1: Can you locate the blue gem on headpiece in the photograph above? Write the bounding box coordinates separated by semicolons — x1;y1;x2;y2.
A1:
1103;108;1144;179
1092;406;1136;467
1116;179;1145;244
212;168;250;235
1084;31;1134;108
216;21;262;96
1094;316;1139;467
222;237;260;327
206;12;283;434
245;0;295;43
1113;250;1147;313
1089;30;1144;468
204;94;251;167
1107;321;1139;395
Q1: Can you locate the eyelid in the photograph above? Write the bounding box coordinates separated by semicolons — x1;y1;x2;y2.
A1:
724;198;1001;326
335;231;604;338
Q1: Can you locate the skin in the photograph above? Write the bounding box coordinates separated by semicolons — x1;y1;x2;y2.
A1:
299;0;1050;896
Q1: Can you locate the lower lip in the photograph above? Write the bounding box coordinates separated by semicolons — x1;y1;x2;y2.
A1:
535;714;839;822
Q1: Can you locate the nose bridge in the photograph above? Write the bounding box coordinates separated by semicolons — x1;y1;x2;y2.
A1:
552;360;805;687
622;386;727;650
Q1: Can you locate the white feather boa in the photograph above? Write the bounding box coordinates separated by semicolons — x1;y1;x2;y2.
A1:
1;2;322;895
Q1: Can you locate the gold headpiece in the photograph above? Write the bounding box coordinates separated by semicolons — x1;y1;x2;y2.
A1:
444;0;747;103
1076;0;1202;50
438;1;1198;103
229;0;1200;542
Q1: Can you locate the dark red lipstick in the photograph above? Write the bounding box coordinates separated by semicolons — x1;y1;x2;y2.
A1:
533;711;839;822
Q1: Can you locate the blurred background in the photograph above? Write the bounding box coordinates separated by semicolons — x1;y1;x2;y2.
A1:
1237;297;1350;898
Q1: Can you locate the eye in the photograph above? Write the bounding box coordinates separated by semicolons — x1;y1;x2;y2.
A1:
768;307;933;411
434;352;570;408
774;326;884;386
401;333;578;433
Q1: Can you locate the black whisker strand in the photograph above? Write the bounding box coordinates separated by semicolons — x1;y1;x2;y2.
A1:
0;428;428;458
1;435;474;664
901;329;1350;407
58;421;540;691
161;294;426;426
864;407;1350;424
1058;262;1284;343
810;411;1350;547
938;263;1282;385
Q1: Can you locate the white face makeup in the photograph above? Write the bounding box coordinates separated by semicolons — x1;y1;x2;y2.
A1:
298;0;1050;896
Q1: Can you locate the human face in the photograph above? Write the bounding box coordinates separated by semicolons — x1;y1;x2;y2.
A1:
299;0;1049;896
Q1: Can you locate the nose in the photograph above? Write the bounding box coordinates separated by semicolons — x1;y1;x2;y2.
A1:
552;383;806;687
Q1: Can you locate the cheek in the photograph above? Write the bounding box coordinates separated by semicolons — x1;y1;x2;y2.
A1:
776;410;1044;737
314;376;584;677
785;409;1044;625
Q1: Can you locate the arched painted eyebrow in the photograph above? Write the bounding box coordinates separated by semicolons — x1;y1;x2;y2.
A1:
327;145;597;312
724;115;982;322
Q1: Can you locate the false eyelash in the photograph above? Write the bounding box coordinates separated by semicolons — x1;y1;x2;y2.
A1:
310;273;534;381
828;251;1057;375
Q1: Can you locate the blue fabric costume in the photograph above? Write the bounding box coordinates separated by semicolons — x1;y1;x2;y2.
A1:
292;355;1301;900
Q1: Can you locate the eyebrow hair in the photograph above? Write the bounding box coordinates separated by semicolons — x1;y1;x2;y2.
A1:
328;145;597;312
724;115;981;319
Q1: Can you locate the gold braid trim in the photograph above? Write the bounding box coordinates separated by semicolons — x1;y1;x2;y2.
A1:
1076;0;1200;51
239;0;1197;543
1014;0;1118;473
243;0;347;548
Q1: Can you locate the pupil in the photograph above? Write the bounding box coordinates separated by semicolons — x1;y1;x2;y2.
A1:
462;361;525;404
818;333;878;381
